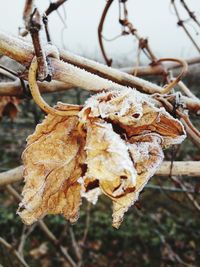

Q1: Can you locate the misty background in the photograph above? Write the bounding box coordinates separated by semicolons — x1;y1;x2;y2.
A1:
0;0;200;65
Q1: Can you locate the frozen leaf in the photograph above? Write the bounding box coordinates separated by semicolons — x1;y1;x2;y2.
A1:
79;88;186;227
18;103;86;224
82;120;136;202
0;96;19;120
19;88;186;228
112;134;164;228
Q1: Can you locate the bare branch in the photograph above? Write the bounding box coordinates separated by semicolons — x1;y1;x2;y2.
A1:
0;31;164;94
178;81;199;101
146;184;200;194
45;0;68;17
121;56;200;76
180;0;200;28
98;0;114;66
0;80;73;97
171;0;200;54
170;176;200;212
0;236;29;267
156;161;200;177
23;0;35;30
5;185;78;267
0;166;23;186
28;8;51;81
1;161;199;188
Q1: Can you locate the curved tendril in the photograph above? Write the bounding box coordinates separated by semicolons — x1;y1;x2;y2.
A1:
157;58;188;94
28;56;81;117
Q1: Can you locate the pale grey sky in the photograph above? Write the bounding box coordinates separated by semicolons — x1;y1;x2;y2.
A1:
0;0;200;63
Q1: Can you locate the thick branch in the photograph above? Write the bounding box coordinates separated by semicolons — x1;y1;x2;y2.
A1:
59;50;163;93
0;80;73;96
121;56;200;76
156;161;200;177
0;31;163;94
0;166;23;186
1;162;199;187
23;0;35;29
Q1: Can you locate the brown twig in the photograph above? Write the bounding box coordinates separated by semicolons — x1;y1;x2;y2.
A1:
5;185;78;267
156;58;188;94
23;0;35;30
98;0;114;66
121;56;200;76
18;225;35;258
180;0;200;28
118;0;157;63
69;227;82;263
171;0;200;54
178;81;199;101
146;184;200;194
170;176;200;212
42;14;52;44
0;79;73;97
28;8;51;81
0;31;166;94
45;0;68;16
0;236;29;267
81;203;91;245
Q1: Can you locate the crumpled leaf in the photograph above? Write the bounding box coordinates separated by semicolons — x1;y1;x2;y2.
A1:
0;96;19;120
82;120;137;201
112;134;164;228
79;88;186;227
19;88;186;227
18;105;86;224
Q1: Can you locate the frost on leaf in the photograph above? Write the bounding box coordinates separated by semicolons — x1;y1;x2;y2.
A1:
82;120;137;200
18;106;86;224
19;88;186;227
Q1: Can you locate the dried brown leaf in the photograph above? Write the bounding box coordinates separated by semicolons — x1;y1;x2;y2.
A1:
18;104;86;224
0;96;19;120
19;88;186;227
81;120;136;202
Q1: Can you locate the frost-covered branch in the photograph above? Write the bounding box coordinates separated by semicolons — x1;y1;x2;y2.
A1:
0;161;199;187
0;31;163;94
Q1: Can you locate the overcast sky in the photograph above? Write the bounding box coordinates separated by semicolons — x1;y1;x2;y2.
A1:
0;0;200;64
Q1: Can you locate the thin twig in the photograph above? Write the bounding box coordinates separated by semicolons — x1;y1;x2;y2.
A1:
69;227;82;263
28;8;51;81
81;203;91;245
0;237;29;267
18;225;35;258
170;176;200;212
5;185;77;267
180;0;200;28
45;0;68;16
98;0;114;66
146;184;200;194
171;0;200;54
